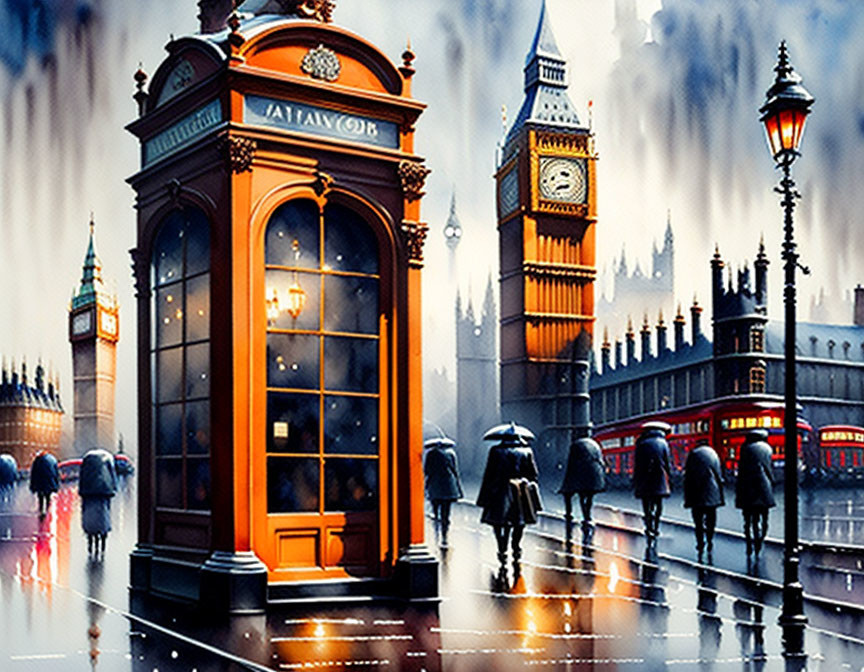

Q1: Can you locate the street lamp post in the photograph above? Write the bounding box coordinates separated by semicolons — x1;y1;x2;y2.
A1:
759;41;814;657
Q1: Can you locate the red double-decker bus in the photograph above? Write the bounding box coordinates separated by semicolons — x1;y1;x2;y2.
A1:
816;425;864;479
595;400;812;486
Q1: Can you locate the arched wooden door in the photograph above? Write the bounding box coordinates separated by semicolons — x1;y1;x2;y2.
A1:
252;195;391;582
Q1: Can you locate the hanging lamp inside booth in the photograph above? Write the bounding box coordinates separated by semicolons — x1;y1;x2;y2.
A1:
266;238;308;324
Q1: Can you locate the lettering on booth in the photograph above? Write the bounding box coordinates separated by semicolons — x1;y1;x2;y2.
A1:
245;94;399;149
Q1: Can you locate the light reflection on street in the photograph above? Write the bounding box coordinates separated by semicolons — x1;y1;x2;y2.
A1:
1;482;864;669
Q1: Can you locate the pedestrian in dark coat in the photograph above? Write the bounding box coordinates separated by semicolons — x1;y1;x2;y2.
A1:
29;451;59;517
477;424;542;575
424;437;464;548
683;441;725;562
558;431;606;529
79;450;118;557
735;429;776;557
633;421;672;542
0;454;17;506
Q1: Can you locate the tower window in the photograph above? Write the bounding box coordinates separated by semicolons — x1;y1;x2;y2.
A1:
750;366;766;394
750;328;764;353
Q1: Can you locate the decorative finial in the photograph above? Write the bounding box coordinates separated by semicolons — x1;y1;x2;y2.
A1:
400;37;416;79
657;309;665;326
89;212;95;234
675;303;684;320
133;63;149;116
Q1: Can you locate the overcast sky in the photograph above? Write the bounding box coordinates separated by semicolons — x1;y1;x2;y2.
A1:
0;0;862;451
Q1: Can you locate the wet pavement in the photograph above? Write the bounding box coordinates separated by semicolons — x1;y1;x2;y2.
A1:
2;478;864;670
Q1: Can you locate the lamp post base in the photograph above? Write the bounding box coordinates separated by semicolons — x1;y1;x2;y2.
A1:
779;578;807;656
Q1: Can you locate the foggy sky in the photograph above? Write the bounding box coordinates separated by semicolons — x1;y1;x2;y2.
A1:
0;0;862;452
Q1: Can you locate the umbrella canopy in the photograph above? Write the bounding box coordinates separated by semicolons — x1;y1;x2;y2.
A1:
0;454;17;485
641;420;672;434
79;449;118;497
424;437;456;449
483;421;535;443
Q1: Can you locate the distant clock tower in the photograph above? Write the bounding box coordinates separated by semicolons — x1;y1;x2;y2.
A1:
69;218;119;453
496;0;597;474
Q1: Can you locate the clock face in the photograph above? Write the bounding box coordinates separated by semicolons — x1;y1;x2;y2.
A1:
539;157;587;203
72;310;92;336
100;311;117;336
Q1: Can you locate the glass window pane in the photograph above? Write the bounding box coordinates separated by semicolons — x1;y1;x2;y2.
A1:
186;274;210;342
186;457;210;510
324;336;378;393
267;333;319;389
324;458;377;512
266;270;320;331
156;286;183;347
323;275;378;335
156;458;183;508
185;210;211;277
157;348;183;402
266;200;320;269
186;401;210;455
186;343;210;399
267;392;319;454
324;203;379;274
153;213;183;287
267;457;319;513
324;395;378;455
156;404;183;456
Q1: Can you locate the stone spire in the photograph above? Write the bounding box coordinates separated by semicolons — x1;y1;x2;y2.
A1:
505;0;581;144
72;216;107;310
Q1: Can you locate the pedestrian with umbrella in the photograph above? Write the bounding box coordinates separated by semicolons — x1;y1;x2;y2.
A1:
683;440;725;563
79;449;118;558
29;451;59;518
735;428;776;559
477;422;542;578
0;454;17;506
633;421;672;544
558;429;606;532
423;436;464;548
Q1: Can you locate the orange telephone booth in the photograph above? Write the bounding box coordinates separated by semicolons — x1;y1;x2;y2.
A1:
127;2;436;612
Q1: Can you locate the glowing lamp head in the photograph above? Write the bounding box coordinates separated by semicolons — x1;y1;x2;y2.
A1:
759;41;814;164
286;281;307;319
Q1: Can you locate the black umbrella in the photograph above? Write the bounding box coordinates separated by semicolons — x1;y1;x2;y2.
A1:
424;437;456;449
483;421;535;443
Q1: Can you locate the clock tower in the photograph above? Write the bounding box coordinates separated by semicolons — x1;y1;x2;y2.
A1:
496;0;597;474
69;218;119;453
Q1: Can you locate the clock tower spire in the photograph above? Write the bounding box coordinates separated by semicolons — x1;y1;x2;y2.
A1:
496;0;597;475
69;215;119;454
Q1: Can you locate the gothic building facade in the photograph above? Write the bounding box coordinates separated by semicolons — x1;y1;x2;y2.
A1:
456;277;498;477
591;240;864;431
496;1;598;476
598;214;675;347
0;360;63;468
69;220;119;454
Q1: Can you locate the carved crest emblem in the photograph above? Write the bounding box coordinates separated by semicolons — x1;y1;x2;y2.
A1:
300;44;341;82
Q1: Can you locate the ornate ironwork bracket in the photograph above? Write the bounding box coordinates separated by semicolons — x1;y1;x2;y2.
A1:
221;136;257;173
129;247;151;299
312;171;334;196
397;160;430;202
400;220;428;267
